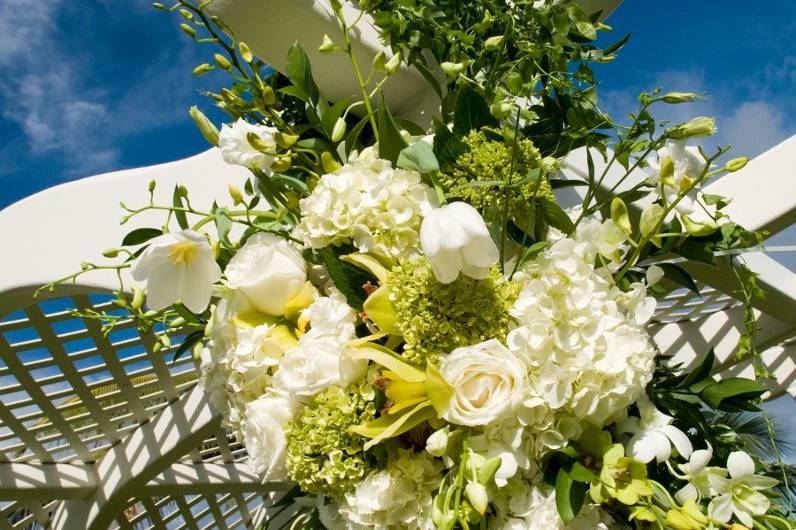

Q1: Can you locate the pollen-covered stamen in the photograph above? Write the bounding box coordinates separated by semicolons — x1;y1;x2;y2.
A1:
167;240;199;266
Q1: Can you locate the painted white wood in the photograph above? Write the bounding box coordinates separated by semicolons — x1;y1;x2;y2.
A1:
0;464;96;501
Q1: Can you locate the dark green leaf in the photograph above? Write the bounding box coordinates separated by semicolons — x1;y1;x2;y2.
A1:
658;263;700;295
555;469;586;523
122;227;163;246
433;117;465;166
173;186;189;229
394;117;426;136
538;198;575;235
285;44;319;104
318;247;369;310
681;348;715;389
397;141;439;173
453;84;497;136
550;179;588;189
376;97;408;165
172;330;203;362
603;33;631;55
701;377;768;411
174;302;203;324
569;462;599;483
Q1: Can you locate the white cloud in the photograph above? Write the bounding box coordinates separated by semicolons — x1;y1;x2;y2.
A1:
720;101;788;158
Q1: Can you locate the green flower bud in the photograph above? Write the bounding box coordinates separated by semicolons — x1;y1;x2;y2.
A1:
189;106;219;146
180;23;196;38
660;155;676;187
318;34;335;53
640;203;665;247
102;248;119;258
192;63;214;76
610;197;632;235
465;482;489;516
228;184;243;205
274;132;298;149
261;85;276;106
441;61;466;77
179;9;193;20
667;116;717;139
477;456;502;485
177;185;189;197
246;132;274;153
160;334;172;349
131;287;145;310
662;92;699;104
490;101;513;119
152;3;167;10
484;35;505;51
148;179;156;193
384;52;402;74
271;155;292;173
238;42;253;63
505;71;523;93
682;214;719;237
331;117;347;143
372;51;387;71
321;151;341;173
214;53;232;71
725;157;749;172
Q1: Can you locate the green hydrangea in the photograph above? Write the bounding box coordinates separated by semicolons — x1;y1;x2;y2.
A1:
387;259;520;366
284;383;377;499
440;130;555;228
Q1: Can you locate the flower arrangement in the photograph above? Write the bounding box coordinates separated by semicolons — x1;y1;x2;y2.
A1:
45;0;795;528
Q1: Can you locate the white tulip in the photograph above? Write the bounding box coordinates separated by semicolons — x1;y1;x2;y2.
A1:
439;339;527;426
241;394;299;480
225;233;306;316
420;201;499;284
131;230;221;313
218;118;279;172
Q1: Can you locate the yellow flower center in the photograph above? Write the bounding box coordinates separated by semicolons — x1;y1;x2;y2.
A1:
168;240;198;267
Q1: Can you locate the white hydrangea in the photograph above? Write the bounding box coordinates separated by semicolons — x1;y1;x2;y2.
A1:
319;449;441;530
508;219;656;428
199;292;296;431
295;153;436;260
493;483;618;530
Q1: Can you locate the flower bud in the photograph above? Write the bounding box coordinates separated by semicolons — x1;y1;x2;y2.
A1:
425;428;449;457
228;184;243;205
484;35;505;51
274;132;298;149
384;52;402;74
102;248;119;258
148;179;156;193
682;214;719;237
610;197;631;235
247;132;274;153
238;42;253;63
179;9;193;20
177;185;189;198
725;157;748;172
441;61;466;77
667;116;716;139
318;34;334;53
271;155;292;173
331;117;347;143
465;482;489;516
640;203;665;246
321;151;341;173
160;334;172;349
261;85;276;106
662;92;699;104
490;101;513;119
152;3;167;10
192;63;214;76
189;106;219;146
180;23;196;38
214;53;232;71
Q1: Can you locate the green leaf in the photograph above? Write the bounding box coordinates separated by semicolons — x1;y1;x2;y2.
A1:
701;377;768;411
433;118;465;166
349;343;426;382
352;402;436;450
320;98;350;139
569;462;599;483
213;205;232;246
603;33;631;55
173;186;189;229
376;97;408;165
174;302;203;324
453;85;497;136
318;246;369;310
285;44;319;104
550;179;588;189
397;141;439;173
681;348;715;389
658;263;700;295
122;227;163;246
555;469;586;523
172;330;203;362
345;114;371;156
538;198;575;235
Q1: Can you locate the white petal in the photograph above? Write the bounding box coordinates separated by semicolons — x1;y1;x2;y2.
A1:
661;425;693;459
429;248;463;284
727;451;755;479
675;483;698;504
688;447;713;473
461;234;499;268
420;209;444;256
460;263;491;280
708;494;733;523
628;432;658;464
448;201;490;236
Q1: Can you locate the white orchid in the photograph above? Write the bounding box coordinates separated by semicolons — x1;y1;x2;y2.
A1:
619;394;693;464
708;451;779;527
674;444;726;503
646;139;707;215
131;230;221;313
420;201;499;284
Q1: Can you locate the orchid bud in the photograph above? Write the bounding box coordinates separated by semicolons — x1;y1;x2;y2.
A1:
465;482;489;515
189;106;219;146
274;132;298;149
441;61;466;77
214;53;232;71
667;116;716;139
239;42;253;62
662;92;698;104
261;85;276;106
228;184;243;205
192;63;214;76
331;117;347;143
180;23;196;38
319;34;334;53
321;151;341;173
102;248;119;258
425;428;449;457
484;35;505;51
725;157;748;172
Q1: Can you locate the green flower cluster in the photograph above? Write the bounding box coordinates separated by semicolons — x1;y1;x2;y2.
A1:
440;130;555;226
284;384;377;499
387;259;520;366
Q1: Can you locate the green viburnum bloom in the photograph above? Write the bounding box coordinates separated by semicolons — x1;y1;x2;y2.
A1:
590;443;653;506
387;259;520;366
439;130;555;227
284;383;377;498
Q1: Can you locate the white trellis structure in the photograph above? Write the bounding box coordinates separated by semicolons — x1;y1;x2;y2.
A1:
0;1;794;528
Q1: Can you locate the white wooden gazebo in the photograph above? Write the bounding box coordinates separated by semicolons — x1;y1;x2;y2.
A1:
0;1;794;529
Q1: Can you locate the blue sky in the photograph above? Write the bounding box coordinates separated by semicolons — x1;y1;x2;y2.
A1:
0;1;793;209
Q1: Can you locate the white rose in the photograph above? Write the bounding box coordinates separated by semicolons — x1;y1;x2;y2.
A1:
420;201;499;284
131;230;221;313
241;394;299;480
272;296;367;397
439;339;527;426
225;233;306;316
218;118;279;172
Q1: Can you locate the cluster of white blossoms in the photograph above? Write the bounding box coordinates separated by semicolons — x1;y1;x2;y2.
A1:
218;118;280;173
507;219;657;429
320;449;442;530
295;153;437;260
494;482;618;530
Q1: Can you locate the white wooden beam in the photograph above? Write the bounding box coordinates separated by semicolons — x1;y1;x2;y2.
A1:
146;463;288;496
0;463;96;501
